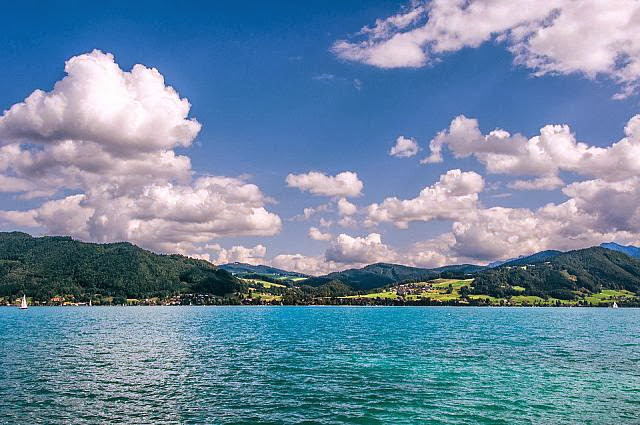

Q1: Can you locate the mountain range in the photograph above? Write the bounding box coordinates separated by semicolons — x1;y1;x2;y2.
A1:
304;262;486;290
600;242;640;258
1;231;640;303
0;232;241;301
218;262;308;277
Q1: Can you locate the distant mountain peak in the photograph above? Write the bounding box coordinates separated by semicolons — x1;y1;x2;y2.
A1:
218;262;308;277
493;250;562;268
600;242;640;258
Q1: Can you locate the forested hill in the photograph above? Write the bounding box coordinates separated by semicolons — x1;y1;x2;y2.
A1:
219;262;308;277
0;232;241;300
304;262;485;290
473;247;640;299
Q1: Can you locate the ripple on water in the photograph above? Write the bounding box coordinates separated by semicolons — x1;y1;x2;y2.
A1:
0;306;639;424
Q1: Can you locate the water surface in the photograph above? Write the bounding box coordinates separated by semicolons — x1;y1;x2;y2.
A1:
1;306;638;424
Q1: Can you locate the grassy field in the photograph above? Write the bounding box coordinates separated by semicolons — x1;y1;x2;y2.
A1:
430;278;473;289
344;279;474;302
244;289;282;302
242;278;287;289
584;289;635;306
341;278;637;306
286;277;308;282
344;291;398;299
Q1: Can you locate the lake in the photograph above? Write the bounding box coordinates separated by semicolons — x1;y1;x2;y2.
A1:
1;306;639;424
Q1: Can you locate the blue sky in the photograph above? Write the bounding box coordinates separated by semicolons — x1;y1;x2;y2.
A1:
1;1;640;273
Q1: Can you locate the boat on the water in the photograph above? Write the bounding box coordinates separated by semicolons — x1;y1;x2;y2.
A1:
612;301;619;309
19;295;28;310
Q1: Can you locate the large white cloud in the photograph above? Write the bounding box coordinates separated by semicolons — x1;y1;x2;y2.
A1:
333;0;640;97
0;50;281;258
365;169;483;228
325;233;397;264
214;244;268;265
0;50;201;153
424;114;640;185
286;171;363;197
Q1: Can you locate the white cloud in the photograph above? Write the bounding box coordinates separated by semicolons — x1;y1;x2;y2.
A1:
508;176;565;191
326;233;397;264
0;50;281;257
406;233;459;268
309;226;333;241
337;197;358;216
0;50;201;153
562;177;640;233
271;254;344;276
446;199;640;262
291;203;331;221
424;114;640;184
333;0;640;97
214;244;268;265
365;169;484;228
286;171;363;197
389;136;420;158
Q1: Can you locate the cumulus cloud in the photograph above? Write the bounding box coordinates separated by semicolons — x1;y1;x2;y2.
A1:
365;169;483;228
445;199;640;262
271;254;344;276
271;232;458;274
309;227;333;241
0;50;281;258
285;126;640;270
389;136;420;157
424;114;640;184
406;233;459;268
0;50;201;153
214;244;268;265
286;171;363;197
333;0;640;97
337;197;358;216
326;233;397;264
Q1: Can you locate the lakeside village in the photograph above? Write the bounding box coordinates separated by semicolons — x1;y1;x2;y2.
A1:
3;272;637;307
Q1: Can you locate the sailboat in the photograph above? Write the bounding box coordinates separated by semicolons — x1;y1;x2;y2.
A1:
612;301;619;309
19;294;28;310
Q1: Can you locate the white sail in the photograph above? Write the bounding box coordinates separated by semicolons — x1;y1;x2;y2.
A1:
19;294;28;309
612;301;619;309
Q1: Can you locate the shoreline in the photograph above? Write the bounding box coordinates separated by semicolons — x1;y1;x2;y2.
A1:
2;304;634;308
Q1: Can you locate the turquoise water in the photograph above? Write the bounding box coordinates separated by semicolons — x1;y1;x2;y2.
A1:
1;307;639;424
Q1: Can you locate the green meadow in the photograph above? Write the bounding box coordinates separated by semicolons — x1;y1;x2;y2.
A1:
343;278;632;306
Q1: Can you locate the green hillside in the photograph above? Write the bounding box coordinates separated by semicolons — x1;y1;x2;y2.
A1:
2;232;639;306
305;262;485;290
473;247;640;299
0;232;241;301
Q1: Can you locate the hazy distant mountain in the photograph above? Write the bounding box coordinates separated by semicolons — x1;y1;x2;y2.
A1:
600;242;640;259
218;262;308;277
498;250;563;267
432;264;487;274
